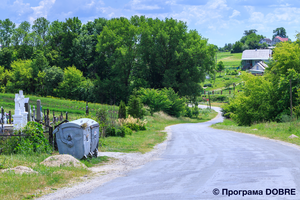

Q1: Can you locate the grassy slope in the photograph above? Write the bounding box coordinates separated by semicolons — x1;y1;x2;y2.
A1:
217;52;242;67
202;52;243;92
212;119;300;147
0;93;118;121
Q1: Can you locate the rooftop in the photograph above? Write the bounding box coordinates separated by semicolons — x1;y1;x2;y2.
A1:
241;49;272;60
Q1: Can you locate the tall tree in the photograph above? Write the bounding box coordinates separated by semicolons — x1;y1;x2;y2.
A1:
32;17;50;42
244;29;257;36
0;19;16;47
273;27;287;39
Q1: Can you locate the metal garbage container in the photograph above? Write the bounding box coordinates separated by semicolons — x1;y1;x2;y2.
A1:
54;118;100;159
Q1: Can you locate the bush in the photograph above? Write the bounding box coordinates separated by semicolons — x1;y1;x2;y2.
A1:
3;122;52;155
128;91;144;119
161;88;185;117
184;106;193;118
105;125;125;137
210;95;228;102
203;83;212;87
192;106;200;118
121;126;133;136
116;115;147;131
138;88;171;116
118;100;126;119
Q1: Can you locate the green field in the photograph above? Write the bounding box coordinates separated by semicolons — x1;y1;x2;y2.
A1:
217;52;242;67
0;93;117;121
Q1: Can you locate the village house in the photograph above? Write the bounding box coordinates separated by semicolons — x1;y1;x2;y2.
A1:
259;36;289;46
259;38;272;46
241;49;272;75
272;36;289;45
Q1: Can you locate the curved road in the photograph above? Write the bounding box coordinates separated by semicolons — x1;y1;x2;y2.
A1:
69;106;300;200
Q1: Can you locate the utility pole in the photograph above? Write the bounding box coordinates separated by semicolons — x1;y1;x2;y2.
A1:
290;79;293;119
208;91;211;109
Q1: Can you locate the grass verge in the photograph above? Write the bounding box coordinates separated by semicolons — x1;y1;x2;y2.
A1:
0;153;110;200
212;119;300;146
99;110;218;153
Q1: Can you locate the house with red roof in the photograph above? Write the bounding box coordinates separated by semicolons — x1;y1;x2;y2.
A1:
272;36;289;45
259;36;289;47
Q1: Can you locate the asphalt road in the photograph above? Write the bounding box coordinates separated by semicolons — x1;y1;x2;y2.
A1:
69;106;300;200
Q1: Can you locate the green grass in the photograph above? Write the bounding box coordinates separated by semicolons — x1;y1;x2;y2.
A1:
0;93;118;121
0;153;110;200
212;119;300;146
99;110;218;153
217;52;242;67
202;71;243;92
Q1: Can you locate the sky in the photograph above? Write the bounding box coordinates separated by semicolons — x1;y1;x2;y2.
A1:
1;0;300;47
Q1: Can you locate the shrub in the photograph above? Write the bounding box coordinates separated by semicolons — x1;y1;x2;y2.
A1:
192;106;200;118
138;88;171;116
203;83;212;87
4;122;52;155
128;91;144;119
161;88;185;117
184;106;192;118
210;95;228;102
96;108;108;137
116;115;147;131
121;126;133;136
118;100;126;119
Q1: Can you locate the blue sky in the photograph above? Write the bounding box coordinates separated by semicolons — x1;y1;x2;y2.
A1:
1;0;300;47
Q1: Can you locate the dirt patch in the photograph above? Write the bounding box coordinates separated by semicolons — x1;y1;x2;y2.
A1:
40;155;87;168
2;166;38;174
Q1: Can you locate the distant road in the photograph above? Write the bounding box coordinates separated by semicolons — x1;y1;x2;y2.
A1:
69;106;300;200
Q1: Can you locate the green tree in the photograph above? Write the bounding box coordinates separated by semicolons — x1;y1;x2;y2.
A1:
32;17;50;42
273;27;287;39
127;91;144;119
118;100;126;119
217;61;225;75
243;29;257;36
42;66;64;96
231;41;243;53
0;19;15;47
96;17;139;103
56;66;85;99
267;42;300;75
6;60;33;93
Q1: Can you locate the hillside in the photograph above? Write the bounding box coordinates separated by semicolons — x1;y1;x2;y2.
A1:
217;52;242;67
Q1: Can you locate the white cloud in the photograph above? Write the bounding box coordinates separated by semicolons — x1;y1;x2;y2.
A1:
230;9;240;18
249;11;264;23
10;0;32;18
30;0;56;23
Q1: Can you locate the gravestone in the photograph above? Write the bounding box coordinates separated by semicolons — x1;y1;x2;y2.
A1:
36;100;41;122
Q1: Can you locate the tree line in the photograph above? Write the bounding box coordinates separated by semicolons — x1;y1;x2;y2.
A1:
0;16;216;105
219;27;288;53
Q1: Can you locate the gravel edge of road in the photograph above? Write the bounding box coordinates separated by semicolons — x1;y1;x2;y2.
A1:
37;126;173;200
